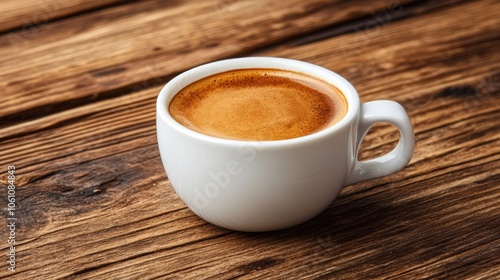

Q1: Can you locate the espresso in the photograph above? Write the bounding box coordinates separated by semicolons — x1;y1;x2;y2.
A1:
169;69;347;141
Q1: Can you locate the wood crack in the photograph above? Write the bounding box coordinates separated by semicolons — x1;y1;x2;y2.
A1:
255;0;467;48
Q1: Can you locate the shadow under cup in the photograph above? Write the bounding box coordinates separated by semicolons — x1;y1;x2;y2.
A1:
156;57;413;232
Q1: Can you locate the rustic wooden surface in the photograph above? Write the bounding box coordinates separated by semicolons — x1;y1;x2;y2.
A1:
0;0;499;279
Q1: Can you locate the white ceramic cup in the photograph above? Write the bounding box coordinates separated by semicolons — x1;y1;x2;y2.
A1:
156;57;414;232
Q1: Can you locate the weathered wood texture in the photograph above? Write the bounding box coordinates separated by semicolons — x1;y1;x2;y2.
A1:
0;0;415;127
0;0;499;279
0;0;133;33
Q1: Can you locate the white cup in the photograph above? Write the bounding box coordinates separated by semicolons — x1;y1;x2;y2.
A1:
156;57;414;232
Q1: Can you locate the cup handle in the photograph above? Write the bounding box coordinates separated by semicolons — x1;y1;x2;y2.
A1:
345;100;415;186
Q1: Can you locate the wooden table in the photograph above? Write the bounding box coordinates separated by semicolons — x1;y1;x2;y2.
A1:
1;0;499;279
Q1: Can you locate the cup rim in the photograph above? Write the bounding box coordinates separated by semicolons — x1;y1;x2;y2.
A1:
156;57;360;146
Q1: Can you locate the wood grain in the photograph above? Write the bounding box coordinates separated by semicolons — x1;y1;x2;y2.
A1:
0;0;134;33
0;0;415;127
0;0;499;279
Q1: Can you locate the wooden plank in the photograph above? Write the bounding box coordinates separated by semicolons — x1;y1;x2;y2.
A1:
0;0;499;279
0;0;133;33
0;0;416;126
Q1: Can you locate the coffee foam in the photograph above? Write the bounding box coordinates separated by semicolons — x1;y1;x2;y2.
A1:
169;69;347;141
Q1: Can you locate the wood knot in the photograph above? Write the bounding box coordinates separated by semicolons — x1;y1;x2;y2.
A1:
82;187;104;197
438;86;476;98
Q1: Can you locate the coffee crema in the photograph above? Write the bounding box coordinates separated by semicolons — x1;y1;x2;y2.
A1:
168;69;347;141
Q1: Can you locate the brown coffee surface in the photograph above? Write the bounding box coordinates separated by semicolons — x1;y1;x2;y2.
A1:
169;69;347;140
